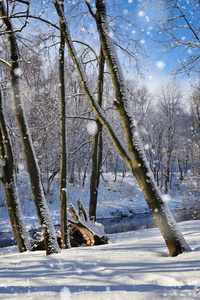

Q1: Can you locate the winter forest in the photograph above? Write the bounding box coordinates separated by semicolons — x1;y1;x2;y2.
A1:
0;0;200;299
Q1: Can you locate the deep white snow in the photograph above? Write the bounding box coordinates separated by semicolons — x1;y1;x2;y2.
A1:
0;220;200;299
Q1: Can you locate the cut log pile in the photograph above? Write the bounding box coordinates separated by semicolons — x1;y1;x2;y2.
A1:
32;199;108;251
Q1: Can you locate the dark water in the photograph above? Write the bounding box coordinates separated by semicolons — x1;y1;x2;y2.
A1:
0;233;17;248
99;208;200;234
0;208;199;248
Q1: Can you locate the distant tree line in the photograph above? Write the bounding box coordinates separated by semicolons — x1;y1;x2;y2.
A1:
1;45;198;197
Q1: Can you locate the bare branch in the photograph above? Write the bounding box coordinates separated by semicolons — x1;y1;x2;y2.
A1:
84;0;96;19
161;14;183;22
69;140;92;155
10;14;60;31
176;5;200;42
0;58;11;68
72;40;99;62
66;116;96;121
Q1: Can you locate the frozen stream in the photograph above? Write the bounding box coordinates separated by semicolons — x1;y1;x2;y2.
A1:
100;208;200;233
0;208;199;248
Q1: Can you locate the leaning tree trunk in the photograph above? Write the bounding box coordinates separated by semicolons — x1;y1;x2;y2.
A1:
89;47;105;221
59;0;70;249
0;87;32;253
0;1;60;255
53;0;191;256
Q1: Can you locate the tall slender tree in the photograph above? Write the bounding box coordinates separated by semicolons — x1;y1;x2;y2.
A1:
0;86;32;252
89;47;105;220
59;0;70;249
0;0;60;255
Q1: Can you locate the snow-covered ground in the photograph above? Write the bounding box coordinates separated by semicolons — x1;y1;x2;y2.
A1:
0;171;200;299
0;220;200;300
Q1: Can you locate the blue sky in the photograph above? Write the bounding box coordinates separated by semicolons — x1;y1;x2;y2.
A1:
108;0;199;94
3;0;197;96
28;1;199;87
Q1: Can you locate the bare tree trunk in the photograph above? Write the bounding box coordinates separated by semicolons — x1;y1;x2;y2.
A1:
0;87;32;252
165;150;171;194
96;120;103;189
177;157;184;181
89;47;105;220
89;128;99;220
47;169;60;194
0;1;60;255
113;154;118;182
59;0;70;249
53;0;191;256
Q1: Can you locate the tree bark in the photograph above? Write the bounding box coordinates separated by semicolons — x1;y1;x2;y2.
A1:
0;87;32;253
0;1;60;255
89;47;105;220
59;0;70;250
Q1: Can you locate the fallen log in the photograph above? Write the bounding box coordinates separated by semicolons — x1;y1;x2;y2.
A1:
68;200;108;246
32;199;108;251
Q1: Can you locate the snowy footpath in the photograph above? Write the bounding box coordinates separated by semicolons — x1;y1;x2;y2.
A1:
0;220;200;300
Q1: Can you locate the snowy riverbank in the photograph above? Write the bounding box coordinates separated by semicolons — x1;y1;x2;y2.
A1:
0;172;199;233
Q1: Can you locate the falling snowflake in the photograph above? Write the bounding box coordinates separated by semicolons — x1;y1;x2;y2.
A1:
18;163;25;171
156;61;166;70
13;68;21;77
87;121;98;135
163;194;172;202
60;287;71;300
123;9;128;15
33;141;39;147
76;268;83;274
108;31;114;38
138;10;145;17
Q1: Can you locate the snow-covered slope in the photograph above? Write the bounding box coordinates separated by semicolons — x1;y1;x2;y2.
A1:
0;220;199;300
